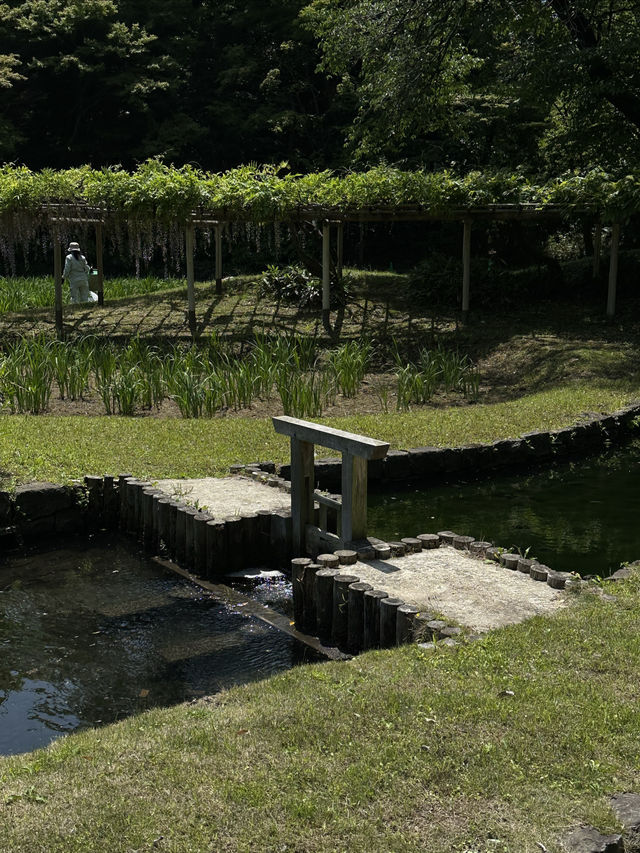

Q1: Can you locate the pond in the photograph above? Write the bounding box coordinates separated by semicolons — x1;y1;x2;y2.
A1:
368;439;640;577
0;534;310;756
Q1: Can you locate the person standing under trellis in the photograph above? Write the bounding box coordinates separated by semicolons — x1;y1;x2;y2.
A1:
63;241;97;304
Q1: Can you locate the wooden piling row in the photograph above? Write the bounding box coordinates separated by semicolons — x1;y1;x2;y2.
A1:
292;556;430;654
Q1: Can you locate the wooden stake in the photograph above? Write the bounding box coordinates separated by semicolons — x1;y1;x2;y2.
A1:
215;224;223;294
607;222;620;318
462;218;472;314
54;237;63;338
186;223;196;334
95;221;104;306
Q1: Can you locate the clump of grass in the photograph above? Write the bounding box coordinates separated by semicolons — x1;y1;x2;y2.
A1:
328;340;371;398
394;344;480;410
0;335;54;413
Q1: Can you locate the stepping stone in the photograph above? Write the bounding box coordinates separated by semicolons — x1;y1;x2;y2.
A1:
562;825;623;853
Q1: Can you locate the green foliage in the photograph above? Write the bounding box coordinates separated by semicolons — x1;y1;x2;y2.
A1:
303;0;640;171
259;264;322;307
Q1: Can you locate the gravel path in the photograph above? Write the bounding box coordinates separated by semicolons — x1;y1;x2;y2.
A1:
154;475;291;516
345;548;565;633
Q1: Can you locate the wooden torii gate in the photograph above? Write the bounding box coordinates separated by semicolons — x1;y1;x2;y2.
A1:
272;415;389;556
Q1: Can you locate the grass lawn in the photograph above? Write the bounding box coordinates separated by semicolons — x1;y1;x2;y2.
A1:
1;574;639;852
1;271;639;852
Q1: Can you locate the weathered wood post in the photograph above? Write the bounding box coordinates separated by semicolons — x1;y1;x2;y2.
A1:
347;581;373;654
315;565;340;643
95;220;105;306
337;221;344;281
607;222;620;318
396;604;419;645
205;519;227;577
332;573;359;649
53;235;63;338
462;217;472;315
341;451;367;544
379;597;404;648
291;557;312;629
363;589;388;650
186;223;196;335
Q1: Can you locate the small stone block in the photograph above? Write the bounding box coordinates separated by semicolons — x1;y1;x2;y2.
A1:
610;792;640;831
501;553;520;570
334;549;358;565
417;534;440;549
425;620;447;639
452;535;475;551
440;626;462;639
440;638;458;647
529;563;550;582
418;641;436;651
562;825;623;853
317;553;340;569
437;530;456;545
401;537;422;553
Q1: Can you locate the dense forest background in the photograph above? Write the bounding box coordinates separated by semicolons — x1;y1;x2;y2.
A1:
1;0;638;176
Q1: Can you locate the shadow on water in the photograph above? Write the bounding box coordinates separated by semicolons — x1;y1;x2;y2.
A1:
368;440;640;577
0;535;313;756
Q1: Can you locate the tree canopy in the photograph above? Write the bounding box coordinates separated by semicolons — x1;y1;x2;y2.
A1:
302;0;640;172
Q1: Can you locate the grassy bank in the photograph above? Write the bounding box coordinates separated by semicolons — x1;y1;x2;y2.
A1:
0;384;636;486
1;573;639;852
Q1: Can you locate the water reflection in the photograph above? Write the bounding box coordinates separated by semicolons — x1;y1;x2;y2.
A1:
0;536;311;756
368;440;640;576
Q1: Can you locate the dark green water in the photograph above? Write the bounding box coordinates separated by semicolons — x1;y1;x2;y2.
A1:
368;440;640;577
0;535;306;756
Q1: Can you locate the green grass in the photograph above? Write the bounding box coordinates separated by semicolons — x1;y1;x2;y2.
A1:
1;573;639;852
0;384;634;486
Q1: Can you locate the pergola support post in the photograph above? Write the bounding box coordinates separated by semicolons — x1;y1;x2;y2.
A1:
95;221;104;306
186;223;196;335
606;222;620;318
53;237;63;339
592;222;601;279
462;218;472;314
322;220;331;326
215;224;223;294
337;221;344;281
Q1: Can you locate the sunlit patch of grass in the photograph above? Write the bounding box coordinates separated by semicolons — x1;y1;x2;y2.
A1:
0;384;634;485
